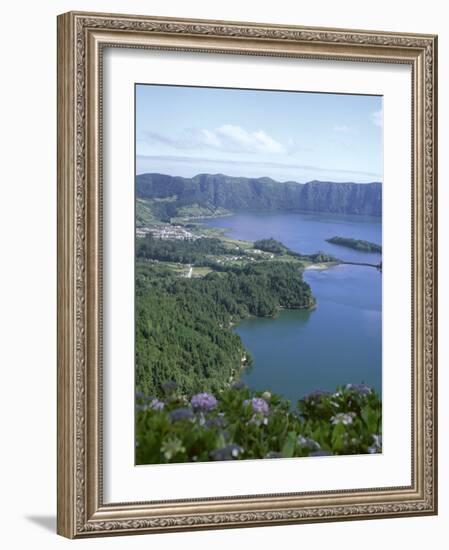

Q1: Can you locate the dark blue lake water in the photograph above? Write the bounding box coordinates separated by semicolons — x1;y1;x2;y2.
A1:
200;211;382;403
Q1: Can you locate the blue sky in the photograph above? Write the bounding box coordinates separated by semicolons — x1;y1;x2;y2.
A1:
136;84;382;183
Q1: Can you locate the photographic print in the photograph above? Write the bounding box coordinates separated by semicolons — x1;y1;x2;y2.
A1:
135;84;383;465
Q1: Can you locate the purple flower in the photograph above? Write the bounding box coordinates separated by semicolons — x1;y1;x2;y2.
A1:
149;398;165;411
249;397;269;415
302;390;331;403
191;392;218;412
345;383;372;396
169;408;194;423
210;444;243;461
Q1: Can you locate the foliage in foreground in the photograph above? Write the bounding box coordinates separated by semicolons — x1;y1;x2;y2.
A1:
136;382;382;464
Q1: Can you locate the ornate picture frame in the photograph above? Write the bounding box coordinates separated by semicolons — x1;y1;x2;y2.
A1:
57;11;437;538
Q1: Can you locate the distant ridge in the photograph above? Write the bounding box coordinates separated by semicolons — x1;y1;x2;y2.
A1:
136;173;382;217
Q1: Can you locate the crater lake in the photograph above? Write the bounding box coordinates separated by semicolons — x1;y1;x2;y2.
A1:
200;211;382;404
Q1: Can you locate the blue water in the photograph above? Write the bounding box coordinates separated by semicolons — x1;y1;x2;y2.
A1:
200;211;382;403
201;211;381;263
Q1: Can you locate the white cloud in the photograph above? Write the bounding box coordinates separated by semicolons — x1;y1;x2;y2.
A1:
143;124;285;155
200;129;221;148
371;110;383;128
214;124;284;154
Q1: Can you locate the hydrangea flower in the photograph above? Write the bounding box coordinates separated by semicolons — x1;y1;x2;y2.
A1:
345;383;372;396
149;398;165;411
169;408;194;423
191;392;218;412
252;397;269;415
210;444;243;461
330;412;356;425
231;380;246;390
244;397;269;415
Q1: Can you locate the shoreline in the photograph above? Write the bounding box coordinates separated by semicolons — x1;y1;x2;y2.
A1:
304;262;335;271
173;207;382;222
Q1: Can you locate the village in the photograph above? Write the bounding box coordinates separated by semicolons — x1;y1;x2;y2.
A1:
136;223;199;241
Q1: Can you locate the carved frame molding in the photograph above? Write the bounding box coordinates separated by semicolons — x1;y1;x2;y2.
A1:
57;11;437;538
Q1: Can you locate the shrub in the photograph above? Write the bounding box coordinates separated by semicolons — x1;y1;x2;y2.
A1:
135;383;382;464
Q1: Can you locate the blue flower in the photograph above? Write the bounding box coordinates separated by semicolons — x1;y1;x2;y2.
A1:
345;383;372;396
191;392;218;412
302;390;331;403
249;397;269;415
231;380;247;390
169;408;194;422
149;398;165;411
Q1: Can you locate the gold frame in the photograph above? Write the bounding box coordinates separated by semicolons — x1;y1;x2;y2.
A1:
57;11;438;538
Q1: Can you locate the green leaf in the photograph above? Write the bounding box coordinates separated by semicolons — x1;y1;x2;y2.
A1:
361;406;380;433
215;431;226;449
281;431;297;458
331;423;346;451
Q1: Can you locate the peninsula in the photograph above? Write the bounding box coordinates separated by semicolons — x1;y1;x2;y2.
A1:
326;236;382;253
